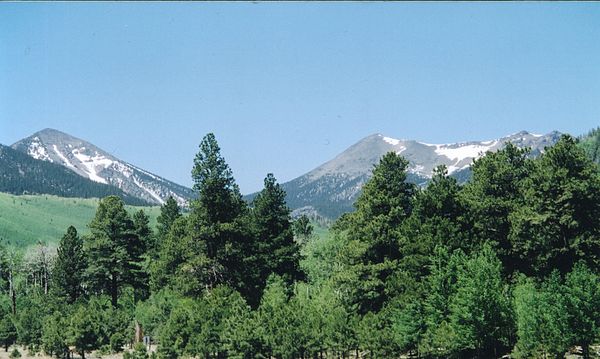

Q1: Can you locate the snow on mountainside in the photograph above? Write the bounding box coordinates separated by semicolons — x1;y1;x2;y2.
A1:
12;129;193;206
278;130;562;219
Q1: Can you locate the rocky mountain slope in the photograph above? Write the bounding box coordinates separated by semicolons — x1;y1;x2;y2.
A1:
0;144;148;205
277;131;562;219
12;129;193;206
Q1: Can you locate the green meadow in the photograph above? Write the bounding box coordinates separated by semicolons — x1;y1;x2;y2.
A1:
0;192;160;248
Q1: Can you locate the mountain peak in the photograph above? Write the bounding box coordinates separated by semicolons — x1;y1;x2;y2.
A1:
12;129;192;206
279;130;562;219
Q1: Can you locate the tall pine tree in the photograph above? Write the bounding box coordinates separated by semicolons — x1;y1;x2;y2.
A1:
51;226;86;303
251;173;302;305
85;196;146;306
187;133;250;294
156;196;182;240
333;152;415;313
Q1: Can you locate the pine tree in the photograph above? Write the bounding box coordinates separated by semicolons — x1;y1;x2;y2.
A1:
191;133;244;225
156;196;182;240
400;165;466;286
333;152;415;313
292;215;313;244
251;173;302;305
511;135;600;275
563;262;600;359
51;226;86;303
462;143;531;274
513;273;570;358
0;304;16;352
187;133;250;293
448;245;512;357
133;210;152;298
85;196;146;307
351;152;414;264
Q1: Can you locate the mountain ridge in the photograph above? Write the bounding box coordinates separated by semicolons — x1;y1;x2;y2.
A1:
12;128;193;207
257;130;562;219
0;143;149;206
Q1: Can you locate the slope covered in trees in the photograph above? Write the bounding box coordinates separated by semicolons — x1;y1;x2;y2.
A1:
1;132;600;359
0;144;149;206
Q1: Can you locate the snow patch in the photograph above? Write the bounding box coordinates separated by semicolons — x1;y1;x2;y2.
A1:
52;145;76;169
28;141;52;162
132;176;165;204
395;145;407;154
409;164;426;175
71;149;112;184
434;143;494;162
480;139;498;146
447;165;462;174
383;136;401;146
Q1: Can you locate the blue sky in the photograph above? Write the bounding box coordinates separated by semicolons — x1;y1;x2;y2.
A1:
1;3;599;193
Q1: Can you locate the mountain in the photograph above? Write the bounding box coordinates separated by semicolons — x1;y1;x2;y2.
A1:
276;130;562;219
0;144;149;205
12;129;193;207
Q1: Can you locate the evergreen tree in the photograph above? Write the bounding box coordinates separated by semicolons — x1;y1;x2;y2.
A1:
0;304;16;352
351;152;414;264
513;273;570;358
333;152;415;313
187;133;250;294
133;210;152;301
578;127;600;163
51;226;86;303
462;143;531;274
191;133;245;224
85;196;146;307
156;196;182;240
41;312;68;358
258;275;294;359
448;245;512;357
400;165;467;288
563;262;600;359
149;217;195;294
292;215;313;244
68;303;102;359
250;173;302;305
420;246;465;357
511;135;600;275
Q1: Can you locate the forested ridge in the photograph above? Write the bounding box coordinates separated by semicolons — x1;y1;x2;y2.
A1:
0;145;149;206
1;132;600;359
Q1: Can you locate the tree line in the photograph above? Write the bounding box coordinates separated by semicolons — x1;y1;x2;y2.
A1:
1;133;600;359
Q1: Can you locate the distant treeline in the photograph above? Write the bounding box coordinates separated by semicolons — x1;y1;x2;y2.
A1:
0;132;599;359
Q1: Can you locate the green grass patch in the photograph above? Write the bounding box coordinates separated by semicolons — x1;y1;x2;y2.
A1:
0;192;160;248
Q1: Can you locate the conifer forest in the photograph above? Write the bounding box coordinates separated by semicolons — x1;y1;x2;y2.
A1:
1;132;600;359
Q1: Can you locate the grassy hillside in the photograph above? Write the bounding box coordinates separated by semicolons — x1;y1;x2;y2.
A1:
0;192;160;248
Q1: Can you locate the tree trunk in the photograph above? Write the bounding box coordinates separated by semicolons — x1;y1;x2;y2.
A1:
582;344;590;359
9;271;16;315
111;275;118;307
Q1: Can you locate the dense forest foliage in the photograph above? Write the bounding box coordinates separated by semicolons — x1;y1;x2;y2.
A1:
579;127;600;164
1;132;600;359
0;145;149;206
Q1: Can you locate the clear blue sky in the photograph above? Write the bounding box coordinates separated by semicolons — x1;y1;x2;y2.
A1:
1;3;599;193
